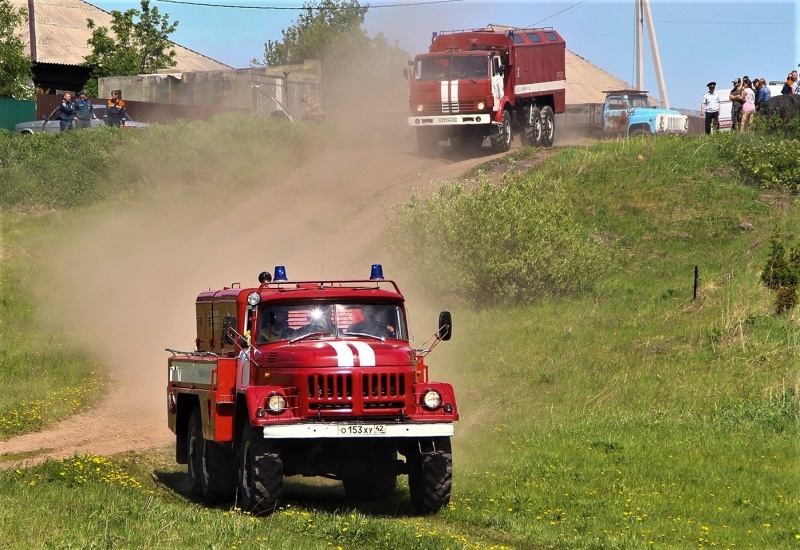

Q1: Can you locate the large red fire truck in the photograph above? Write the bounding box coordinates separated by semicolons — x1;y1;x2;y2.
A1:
406;26;566;153
166;265;457;515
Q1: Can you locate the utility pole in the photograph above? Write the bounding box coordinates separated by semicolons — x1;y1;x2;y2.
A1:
634;0;670;108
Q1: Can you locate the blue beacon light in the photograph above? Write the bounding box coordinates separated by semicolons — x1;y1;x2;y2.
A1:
370;264;384;281
273;265;288;282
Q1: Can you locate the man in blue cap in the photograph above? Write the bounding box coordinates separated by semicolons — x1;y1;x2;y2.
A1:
73;90;94;129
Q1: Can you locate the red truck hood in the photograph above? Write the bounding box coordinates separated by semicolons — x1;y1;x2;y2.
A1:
259;339;415;369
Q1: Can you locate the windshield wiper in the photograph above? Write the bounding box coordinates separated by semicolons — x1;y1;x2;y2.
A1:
289;331;332;343
343;331;385;342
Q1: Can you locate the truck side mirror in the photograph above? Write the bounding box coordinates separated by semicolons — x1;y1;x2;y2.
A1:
438;311;452;341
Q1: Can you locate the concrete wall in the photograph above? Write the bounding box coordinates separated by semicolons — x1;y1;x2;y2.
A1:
99;61;322;120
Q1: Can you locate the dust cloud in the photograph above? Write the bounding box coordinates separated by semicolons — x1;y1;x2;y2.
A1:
4;33;513;461
3;106;492;462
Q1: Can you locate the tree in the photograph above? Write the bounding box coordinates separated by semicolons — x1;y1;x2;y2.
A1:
0;0;35;99
254;0;369;69
252;0;409;109
83;0;178;96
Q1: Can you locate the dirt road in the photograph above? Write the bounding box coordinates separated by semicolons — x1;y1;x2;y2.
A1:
1;136;515;465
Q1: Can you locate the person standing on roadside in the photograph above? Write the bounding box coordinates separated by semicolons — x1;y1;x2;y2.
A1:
700;82;720;134
73;90;94;129
755;78;772;111
105;89;127;128
51;91;76;132
781;73;795;95
729;77;744;131
740;77;756;130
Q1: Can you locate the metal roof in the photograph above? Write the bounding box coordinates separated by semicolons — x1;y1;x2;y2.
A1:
11;0;231;71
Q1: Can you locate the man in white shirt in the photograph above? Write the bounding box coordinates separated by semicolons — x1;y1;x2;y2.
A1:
700;82;720;134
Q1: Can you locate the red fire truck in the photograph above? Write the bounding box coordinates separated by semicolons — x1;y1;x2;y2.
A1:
406;26;566;153
166;265;457;515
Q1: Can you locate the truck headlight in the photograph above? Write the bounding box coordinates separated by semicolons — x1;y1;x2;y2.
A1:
416;104;424;112
266;393;287;414
476;101;485;110
421;389;442;410
247;292;261;306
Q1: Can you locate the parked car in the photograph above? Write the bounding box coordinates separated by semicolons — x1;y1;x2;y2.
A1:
14;105;149;134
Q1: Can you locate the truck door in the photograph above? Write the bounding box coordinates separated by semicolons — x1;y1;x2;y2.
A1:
603;95;628;135
491;56;504;112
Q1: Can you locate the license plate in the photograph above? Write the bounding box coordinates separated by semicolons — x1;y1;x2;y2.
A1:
337;424;386;436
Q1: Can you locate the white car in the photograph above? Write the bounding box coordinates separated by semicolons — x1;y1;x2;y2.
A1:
14;105;149;134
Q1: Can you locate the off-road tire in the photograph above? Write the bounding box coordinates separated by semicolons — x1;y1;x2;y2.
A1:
630;126;650;137
490;110;512;152
540;106;555;147
186;407;203;496
342;445;398;501
523;106;543;147
408;437;452;514
416;127;439;153
200;438;238;504
238;424;283;515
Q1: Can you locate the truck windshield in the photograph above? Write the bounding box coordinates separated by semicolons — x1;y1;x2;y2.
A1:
256;302;408;343
628;96;652;108
416;55;489;81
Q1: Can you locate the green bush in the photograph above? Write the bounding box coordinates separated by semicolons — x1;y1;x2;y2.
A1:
760;233;800;313
717;131;800;191
390;171;610;306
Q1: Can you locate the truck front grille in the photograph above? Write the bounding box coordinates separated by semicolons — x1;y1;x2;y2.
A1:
306;372;408;413
421;101;474;114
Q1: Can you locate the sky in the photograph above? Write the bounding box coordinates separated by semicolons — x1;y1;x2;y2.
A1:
89;0;799;111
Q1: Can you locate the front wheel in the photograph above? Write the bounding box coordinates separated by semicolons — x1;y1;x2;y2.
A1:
490;110;512;152
238;424;283;515
540;106;555;147
408;437;452;515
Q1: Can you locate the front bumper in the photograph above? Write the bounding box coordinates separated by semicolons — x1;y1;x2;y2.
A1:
261;421;454;439
408;115;493;127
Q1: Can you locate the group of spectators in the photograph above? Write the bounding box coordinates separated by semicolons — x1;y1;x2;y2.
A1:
52;89;128;132
700;70;798;134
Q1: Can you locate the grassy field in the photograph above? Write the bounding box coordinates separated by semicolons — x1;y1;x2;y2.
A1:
0;124;798;549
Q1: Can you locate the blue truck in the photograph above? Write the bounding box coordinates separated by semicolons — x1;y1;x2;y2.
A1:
563;89;688;138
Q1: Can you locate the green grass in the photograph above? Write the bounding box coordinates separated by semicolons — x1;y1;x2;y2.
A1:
0;212;104;439
1;129;799;548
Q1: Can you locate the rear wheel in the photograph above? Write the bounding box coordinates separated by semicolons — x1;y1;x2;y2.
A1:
408;437;452;515
523;107;543;147
490;110;512;152
200;438;238;503
540;106;555;147
238;424;283;515
186;407;203;495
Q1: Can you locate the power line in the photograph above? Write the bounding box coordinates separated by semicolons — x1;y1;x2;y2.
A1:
527;0;587;27
156;0;465;8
